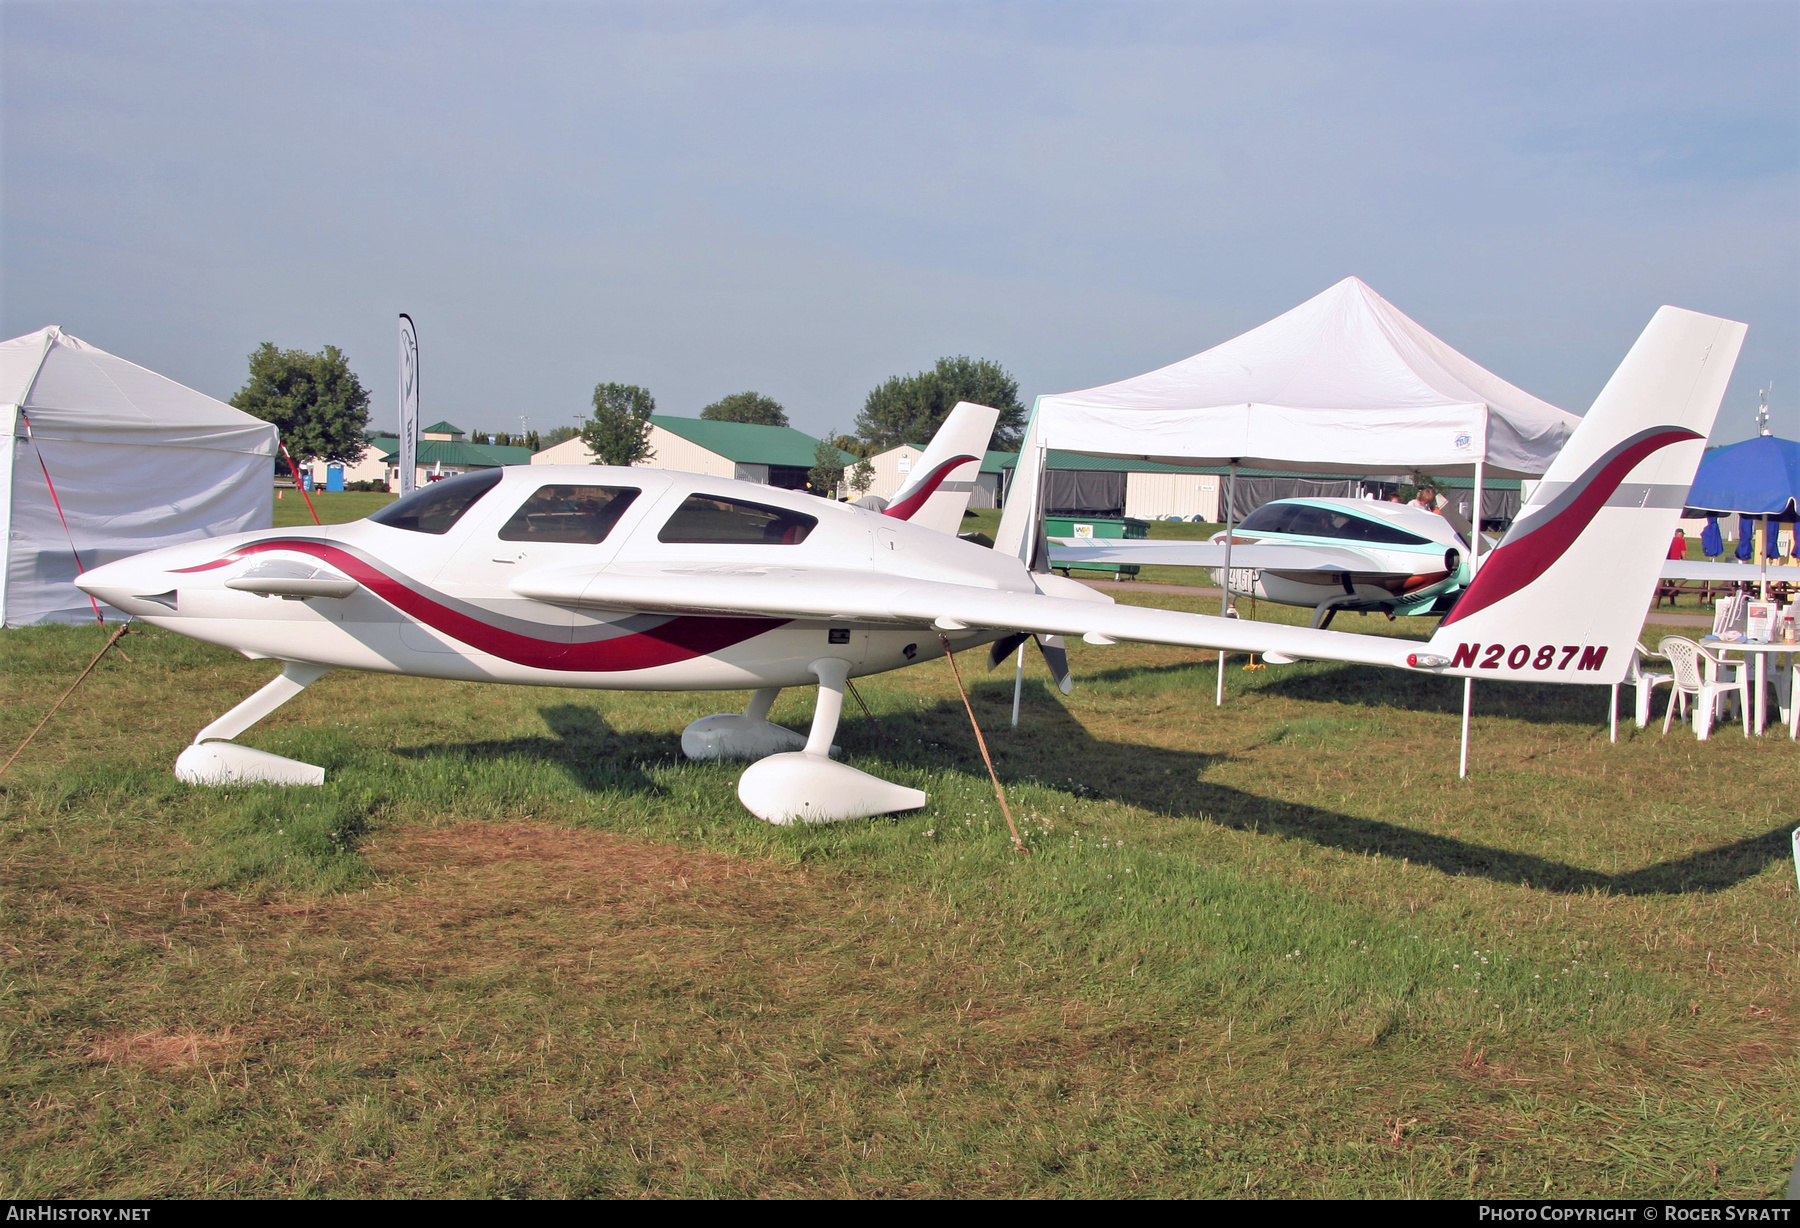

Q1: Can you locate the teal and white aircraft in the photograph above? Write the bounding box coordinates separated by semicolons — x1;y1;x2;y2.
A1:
1050;497;1481;627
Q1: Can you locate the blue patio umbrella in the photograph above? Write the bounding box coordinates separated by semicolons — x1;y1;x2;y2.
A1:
1685;435;1800;593
1686;435;1800;518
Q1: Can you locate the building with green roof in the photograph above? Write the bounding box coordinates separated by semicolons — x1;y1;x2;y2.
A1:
532;415;854;493
373;420;533;487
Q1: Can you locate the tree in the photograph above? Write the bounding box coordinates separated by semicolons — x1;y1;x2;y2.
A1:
542;424;580;449
231;343;371;463
809;429;847;498
700;391;788;427
854;356;1025;452
849;456;875;498
581;383;656;466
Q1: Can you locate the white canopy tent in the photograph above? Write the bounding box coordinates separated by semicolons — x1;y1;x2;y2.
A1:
0;326;278;626
1002;277;1575;520
994;277;1581;774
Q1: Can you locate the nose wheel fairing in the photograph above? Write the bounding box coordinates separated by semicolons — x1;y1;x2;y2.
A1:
174;661;330;786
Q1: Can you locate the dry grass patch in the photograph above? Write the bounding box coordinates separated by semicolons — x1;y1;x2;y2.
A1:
87;1029;241;1072
359;821;825;968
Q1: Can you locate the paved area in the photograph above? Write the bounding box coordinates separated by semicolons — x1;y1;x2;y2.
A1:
1076;578;1717;630
1643;608;1715;628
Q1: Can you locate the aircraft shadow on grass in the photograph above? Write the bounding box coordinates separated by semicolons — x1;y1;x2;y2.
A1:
394;689;1785;897
856;680;1788;898
1258;664;1615;726
393;703;669;797
1075;657;1612;728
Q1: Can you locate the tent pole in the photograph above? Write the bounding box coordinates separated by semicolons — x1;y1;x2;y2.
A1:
1460;677;1472;779
1217;460;1238;707
1455;456;1487;776
1011;643;1025;729
1609;684;1618;744
1470;460;1486;572
1031;437;1049;572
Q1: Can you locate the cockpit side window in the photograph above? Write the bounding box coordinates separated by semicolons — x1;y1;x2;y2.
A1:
656;494;817;545
368;468;503;535
1237;503;1299;534
498;485;640;544
1237;502;1427;546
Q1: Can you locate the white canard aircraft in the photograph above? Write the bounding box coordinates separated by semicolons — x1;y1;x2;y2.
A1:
77;307;1744;824
1049;498;1476;627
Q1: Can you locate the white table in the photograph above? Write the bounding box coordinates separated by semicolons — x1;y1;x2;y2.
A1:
1702;639;1799;736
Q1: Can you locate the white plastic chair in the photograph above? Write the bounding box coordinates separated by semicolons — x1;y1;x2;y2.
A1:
1624;647;1674;729
1658;637;1749;740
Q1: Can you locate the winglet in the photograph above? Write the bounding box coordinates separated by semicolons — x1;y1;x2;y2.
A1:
883;401;1000;534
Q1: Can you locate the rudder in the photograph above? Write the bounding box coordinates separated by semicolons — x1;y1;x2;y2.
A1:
1424;306;1745;685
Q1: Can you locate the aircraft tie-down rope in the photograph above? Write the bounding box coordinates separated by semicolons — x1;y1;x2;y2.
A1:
0;624;132;778
939;633;1028;856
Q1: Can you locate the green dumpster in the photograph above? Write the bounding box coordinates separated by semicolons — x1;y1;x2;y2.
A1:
1046;516;1148;579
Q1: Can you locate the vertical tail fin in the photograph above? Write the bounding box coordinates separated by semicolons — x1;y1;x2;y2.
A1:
1425;306;1746;684
883;401;999;535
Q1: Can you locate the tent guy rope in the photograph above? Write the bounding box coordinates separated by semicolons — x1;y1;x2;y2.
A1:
21;411;105;625
280;444;322;526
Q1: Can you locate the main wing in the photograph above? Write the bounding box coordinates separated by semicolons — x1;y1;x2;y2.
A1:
511;563;1418;668
1048;538;1379;571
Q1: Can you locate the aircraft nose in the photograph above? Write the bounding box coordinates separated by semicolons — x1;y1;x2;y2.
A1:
75;552;183;615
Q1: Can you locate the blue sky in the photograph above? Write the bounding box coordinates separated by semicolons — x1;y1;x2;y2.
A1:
4;1;1795;444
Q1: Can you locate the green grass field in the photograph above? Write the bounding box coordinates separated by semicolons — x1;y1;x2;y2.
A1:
273;489;396;527
2;496;1795;1196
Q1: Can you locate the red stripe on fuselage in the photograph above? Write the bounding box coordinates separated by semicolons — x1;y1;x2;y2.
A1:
884;455;978;521
175;540;784;671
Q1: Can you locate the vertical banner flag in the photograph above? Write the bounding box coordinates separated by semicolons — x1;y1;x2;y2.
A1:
397;314;420;496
